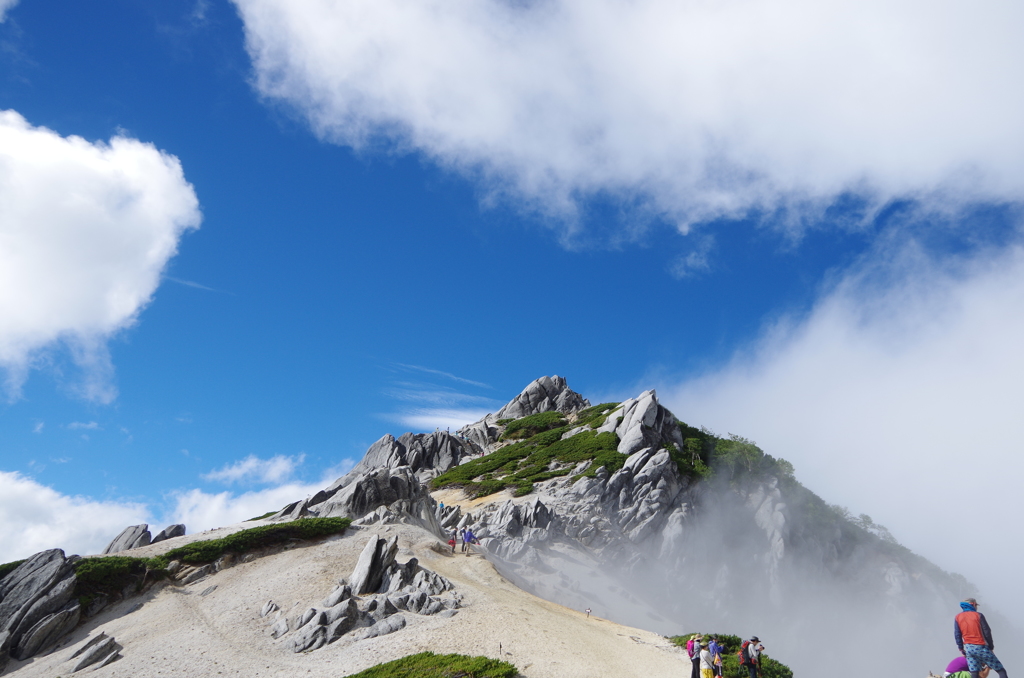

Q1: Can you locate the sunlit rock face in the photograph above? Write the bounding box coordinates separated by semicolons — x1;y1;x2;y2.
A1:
258;375;976;678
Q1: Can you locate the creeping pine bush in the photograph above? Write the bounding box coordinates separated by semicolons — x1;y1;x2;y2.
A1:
342;652;517;678
160;517;352;564
0;559;27;582
432;424;623;498
571;402;620;429
72;517;351;608
499;411;567;440
74;556;164;609
670;634;793;678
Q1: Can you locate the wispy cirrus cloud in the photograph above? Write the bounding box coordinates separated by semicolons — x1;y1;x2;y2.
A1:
0;0;17;23
380;366;501;432
65;421;100;431
202;453;305;485
163;275;233;294
391;363;492;389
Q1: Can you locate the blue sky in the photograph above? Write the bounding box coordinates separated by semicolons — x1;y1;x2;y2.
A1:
2;0;1024;626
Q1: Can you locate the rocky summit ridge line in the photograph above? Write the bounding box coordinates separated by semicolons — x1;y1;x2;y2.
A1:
0;376;987;677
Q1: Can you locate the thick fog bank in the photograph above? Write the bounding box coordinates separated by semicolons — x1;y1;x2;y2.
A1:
485;474;1020;677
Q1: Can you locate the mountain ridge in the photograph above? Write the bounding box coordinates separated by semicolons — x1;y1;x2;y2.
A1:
0;375;986;677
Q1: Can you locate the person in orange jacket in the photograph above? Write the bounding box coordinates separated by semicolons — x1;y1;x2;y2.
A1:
955;598;1008;678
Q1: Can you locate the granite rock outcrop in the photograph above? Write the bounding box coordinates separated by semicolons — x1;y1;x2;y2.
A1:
263;533;459;653
101;525;151;554
0;549;80;672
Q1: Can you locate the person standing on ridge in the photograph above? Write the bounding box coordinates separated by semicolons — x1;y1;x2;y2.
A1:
708;636;724;677
955;598;1008;678
687;634;702;678
741;636;761;678
699;641;714;678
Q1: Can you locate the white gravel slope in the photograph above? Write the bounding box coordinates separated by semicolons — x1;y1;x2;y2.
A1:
6;523;686;677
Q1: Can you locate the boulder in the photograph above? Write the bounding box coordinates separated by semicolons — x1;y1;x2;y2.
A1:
312;467;440;536
347;431;476;481
101;524;151;554
270;618;289;638
349;535;399;595
494;375;589;420
69;633;118;673
352;614;406;640
150;524;185;544
12;599;80;660
0;549;79;670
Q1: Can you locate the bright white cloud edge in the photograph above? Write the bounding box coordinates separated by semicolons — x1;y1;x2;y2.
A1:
0;110;200;401
662;238;1024;626
234;0;1024;231
0;458;356;563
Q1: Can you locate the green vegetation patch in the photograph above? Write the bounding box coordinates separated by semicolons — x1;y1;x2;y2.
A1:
571;402;620;429
74;555;165;609
670;634;792;678
433;426;623;497
246;510;278;521
499;411;567;440
161;517;351;565
343;652;517;678
0;559;27;582
71;517;351;609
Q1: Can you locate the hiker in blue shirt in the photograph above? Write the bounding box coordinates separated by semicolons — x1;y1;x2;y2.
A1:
462;528;477;553
707;637;724;677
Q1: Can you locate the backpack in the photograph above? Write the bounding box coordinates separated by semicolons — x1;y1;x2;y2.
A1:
737;640;751;665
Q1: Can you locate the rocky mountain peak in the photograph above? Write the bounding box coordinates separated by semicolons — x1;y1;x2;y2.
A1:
494;375;589;420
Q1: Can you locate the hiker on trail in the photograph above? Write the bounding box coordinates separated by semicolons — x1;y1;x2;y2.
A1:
447;535;456;553
699;641;714;678
739;636;761;678
463;528;477;554
707;636;724;677
687;634;702;678
955;598;1008;678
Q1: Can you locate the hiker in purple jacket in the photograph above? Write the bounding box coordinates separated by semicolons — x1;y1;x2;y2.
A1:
462;528;477;553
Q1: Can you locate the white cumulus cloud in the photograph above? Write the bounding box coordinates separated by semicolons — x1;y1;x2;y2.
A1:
663;236;1024;625
234;0;1024;232
0;110;201;401
0;470;150;562
202;454;305;485
173;458;357;530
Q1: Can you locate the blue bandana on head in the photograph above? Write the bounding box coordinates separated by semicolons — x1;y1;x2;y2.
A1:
960;602;976;612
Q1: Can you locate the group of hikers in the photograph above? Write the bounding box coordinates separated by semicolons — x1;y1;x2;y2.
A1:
684;634;764;678
941;598;1009;678
446;526;479;554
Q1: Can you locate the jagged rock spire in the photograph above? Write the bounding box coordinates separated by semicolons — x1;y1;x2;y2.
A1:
494;375;589;420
